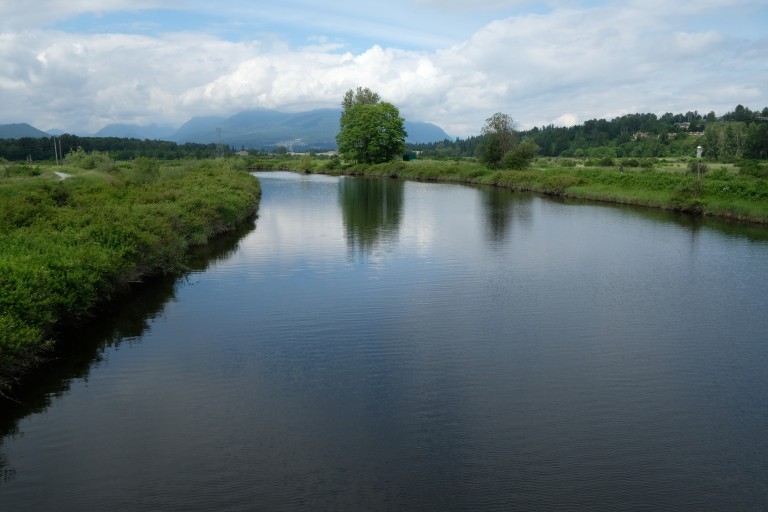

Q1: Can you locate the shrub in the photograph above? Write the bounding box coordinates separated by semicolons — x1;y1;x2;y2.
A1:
586;157;615;167
687;160;709;174
324;156;341;171
621;158;640;168
738;160;768;179
501;140;539;170
65;147;115;171
299;154;313;172
130;157;160;182
0;164;42;177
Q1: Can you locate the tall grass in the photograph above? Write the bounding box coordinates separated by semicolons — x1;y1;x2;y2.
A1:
0;158;260;391
301;158;768;223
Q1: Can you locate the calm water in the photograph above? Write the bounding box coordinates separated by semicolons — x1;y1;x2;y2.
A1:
2;171;768;511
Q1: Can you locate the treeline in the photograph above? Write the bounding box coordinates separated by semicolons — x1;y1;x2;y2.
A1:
409;105;768;161
0;134;230;161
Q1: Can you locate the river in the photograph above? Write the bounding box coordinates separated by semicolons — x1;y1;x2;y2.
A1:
1;171;767;511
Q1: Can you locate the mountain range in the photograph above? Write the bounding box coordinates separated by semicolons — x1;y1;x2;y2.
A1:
0;109;451;149
0;123;51;139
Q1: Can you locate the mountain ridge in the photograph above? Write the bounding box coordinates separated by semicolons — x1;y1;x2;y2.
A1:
0;109;451;149
0;123;51;139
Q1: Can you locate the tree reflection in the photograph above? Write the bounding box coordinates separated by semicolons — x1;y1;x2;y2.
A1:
481;186;531;243
339;177;404;255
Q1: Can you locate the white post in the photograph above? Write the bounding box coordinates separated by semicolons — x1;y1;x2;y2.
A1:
696;145;702;181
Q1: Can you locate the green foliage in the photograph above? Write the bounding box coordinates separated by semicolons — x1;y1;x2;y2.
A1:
0;160;260;388
479;113;518;167
585;157;616;167
342;87;381;110
621;158;641;167
501;140;539;170
324;156;341;171
687;160;709;174
65;147;115;171
1;163;41;177
129;156;161;182
0;135;228;162
298;154;314;172
738;160;768;178
409;104;768;162
337;88;407;164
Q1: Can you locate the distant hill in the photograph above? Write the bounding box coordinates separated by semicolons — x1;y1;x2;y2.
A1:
1;109;451;149
404;120;451;144
0;123;50;139
94;123;174;139
169;108;451;149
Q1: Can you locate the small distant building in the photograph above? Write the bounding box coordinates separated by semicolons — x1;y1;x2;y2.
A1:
236;150;250;157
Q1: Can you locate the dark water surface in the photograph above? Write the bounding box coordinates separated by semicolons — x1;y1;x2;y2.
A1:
2;171;768;511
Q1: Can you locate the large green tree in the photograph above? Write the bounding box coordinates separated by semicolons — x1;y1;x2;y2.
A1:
337;87;407;164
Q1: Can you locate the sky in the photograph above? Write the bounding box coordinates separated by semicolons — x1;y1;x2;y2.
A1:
0;0;766;137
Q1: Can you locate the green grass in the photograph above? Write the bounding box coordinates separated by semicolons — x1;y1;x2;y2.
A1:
0;158;260;392
301;157;768;223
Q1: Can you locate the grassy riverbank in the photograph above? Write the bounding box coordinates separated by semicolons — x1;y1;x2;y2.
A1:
294;157;768;224
0;158;260;394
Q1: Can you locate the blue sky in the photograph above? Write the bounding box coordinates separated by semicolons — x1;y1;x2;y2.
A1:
1;0;766;136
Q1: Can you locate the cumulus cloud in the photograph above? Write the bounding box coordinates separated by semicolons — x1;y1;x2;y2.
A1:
0;1;765;136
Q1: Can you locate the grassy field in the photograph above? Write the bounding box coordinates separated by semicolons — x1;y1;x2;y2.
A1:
0;157;260;393
287;155;768;224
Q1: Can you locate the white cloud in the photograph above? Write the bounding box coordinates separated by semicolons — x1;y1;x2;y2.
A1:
0;1;765;136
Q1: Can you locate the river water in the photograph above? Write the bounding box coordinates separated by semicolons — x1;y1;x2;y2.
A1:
1;171;768;511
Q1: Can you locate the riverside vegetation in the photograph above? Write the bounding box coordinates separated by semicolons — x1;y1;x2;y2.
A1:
253;153;768;223
0;152;260;394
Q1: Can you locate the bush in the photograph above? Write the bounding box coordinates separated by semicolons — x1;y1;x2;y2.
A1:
324;156;341;171
738;160;768;179
621;158;640;168
501;140;539;170
2;164;41;177
130;157;160;182
687;160;709;174
299;154;313;172
65;147;115;171
586;157;615;167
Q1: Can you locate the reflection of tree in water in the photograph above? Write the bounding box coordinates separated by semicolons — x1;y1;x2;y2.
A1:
0;217;257;456
481;186;531;243
0;449;16;484
339;177;404;255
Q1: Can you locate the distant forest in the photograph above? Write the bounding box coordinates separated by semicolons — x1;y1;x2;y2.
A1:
0;134;230;162
1;105;767;162
409;105;768;161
